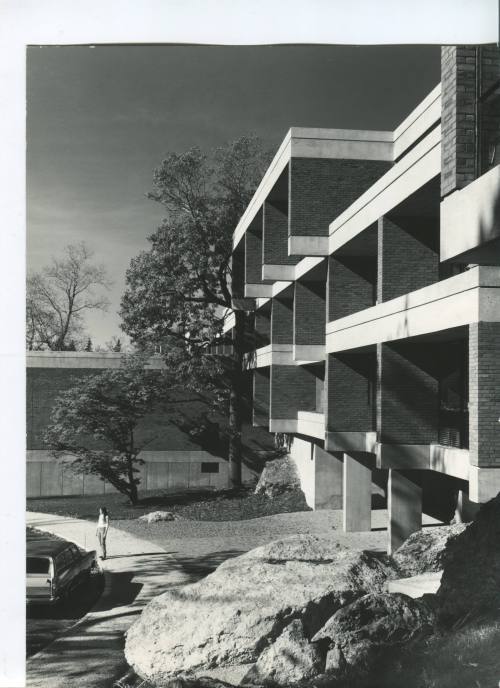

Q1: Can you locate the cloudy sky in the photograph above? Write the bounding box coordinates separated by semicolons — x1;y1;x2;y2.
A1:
27;44;440;345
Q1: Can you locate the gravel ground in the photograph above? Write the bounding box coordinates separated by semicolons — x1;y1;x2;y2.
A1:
113;508;391;564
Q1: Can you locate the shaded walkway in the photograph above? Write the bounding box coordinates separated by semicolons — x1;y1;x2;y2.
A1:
26;512;193;688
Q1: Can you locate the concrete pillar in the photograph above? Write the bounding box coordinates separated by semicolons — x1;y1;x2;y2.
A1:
343;453;372;532
387;469;422;554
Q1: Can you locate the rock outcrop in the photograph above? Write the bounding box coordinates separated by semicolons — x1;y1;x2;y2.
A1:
139;511;177;524
254;456;301;498
313;593;435;673
437;492;500;624
393;523;467;577
125;535;398;684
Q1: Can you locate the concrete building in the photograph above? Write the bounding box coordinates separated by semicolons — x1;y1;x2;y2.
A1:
226;45;500;552
27;351;267;497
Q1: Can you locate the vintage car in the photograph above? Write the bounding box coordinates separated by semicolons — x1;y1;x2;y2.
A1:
26;538;97;605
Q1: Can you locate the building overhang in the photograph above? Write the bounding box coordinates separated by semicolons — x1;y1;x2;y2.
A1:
325;266;500;353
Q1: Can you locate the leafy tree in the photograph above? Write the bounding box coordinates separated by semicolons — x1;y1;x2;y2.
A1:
44;354;169;504
106;336;123;352
120;135;270;487
26;242;111;351
84;337;93;352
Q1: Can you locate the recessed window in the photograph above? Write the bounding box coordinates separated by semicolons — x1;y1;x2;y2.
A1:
201;462;219;474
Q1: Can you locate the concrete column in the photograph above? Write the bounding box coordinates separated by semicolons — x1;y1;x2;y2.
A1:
387;469;422;554
343;453;372;532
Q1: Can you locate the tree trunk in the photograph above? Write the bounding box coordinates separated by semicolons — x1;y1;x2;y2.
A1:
126;451;139;505
228;309;245;488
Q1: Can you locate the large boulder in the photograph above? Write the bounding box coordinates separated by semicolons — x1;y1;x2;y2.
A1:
313;593;435;674
393;523;467;577
254;456;301;498
437;492;500;624
125;535;398;685
244;619;324;685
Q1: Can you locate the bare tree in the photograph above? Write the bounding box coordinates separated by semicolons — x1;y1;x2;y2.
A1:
26;242;111;351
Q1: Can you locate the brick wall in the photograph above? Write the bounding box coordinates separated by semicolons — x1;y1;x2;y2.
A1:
469;322;500;467
253;367;270;426
328;255;376;321
377;342;439;444
26;367;211;451
441;45;477;196
289;157;391;237
326;352;375;432
231;249;245;298
245;211;265;284
255;305;271;348
294;280;326;345
271;296;293;344
270;364;316;419
377;216;439;302
263;199;300;266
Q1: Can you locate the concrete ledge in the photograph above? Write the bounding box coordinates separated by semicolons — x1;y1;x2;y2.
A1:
293;344;325;362
296;412;325;440
325;266;500;352
269;419;297;433
393;84;441;160
387;571;442;598
377;444;430;470
326;431;377;454
262;264;297;281
244;283;274;298
288;235;329;256
469;465;500;503
26;352;165;369
440;164;500;264
430;444;470;481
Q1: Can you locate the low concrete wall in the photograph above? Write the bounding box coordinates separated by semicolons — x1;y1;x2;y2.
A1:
26;450;257;498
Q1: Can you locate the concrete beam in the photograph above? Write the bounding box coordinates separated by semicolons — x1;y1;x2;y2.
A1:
326;431;377;454
288;235;329;257
262;264;297;281
244;283;274;298
325;267;500;353
343;453;372;532
387;469;422;554
293;345;325;362
377;444;430;470
469;466;500;503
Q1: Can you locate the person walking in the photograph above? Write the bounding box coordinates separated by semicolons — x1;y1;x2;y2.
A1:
96;506;110;560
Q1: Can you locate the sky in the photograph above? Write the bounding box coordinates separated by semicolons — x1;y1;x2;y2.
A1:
27;44;441;346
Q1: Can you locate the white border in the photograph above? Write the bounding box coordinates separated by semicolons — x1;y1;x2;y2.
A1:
0;1;498;685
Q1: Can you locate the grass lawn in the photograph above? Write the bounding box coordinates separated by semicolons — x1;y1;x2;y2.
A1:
27;486;310;522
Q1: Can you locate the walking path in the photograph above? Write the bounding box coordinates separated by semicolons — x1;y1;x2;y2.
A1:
26;512;193;688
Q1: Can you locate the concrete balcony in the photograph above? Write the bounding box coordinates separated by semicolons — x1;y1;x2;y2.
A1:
328;126;441;255
326;431;377;454
270;411;325;440
326;266;500;353
243;344;294;369
233;127;393;251
440;164;500;265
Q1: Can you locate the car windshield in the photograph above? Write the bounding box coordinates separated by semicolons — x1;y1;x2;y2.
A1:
27;557;50;574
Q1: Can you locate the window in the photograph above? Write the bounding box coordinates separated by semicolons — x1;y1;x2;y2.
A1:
27;557;50;574
201;462;219;474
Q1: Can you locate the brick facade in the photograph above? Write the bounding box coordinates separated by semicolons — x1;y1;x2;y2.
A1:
270;364;316;419
377;342;439;445
253;368;270;426
263;199;299;266
271;296;293;344
327;254;376;321
289;157;391;237
377;216;439;302
327;352;375;432
293;280;326;345
469;321;500;467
